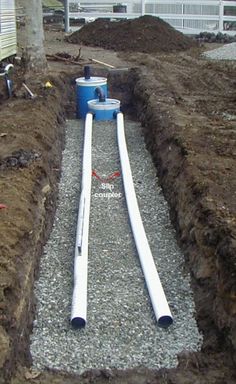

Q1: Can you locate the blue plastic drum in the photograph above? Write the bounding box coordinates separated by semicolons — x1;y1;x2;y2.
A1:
76;77;107;119
87;99;120;121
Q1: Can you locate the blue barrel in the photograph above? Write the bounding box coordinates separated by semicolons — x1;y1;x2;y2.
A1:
87;99;120;121
76;77;107;119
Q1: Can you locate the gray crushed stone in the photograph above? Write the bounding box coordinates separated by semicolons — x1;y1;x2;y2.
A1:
30;118;202;374
203;42;236;60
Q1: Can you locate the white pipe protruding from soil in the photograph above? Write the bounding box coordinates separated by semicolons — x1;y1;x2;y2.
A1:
116;112;173;328
71;113;93;328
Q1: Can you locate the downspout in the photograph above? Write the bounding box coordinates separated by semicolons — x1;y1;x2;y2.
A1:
0;64;14;97
71;113;93;328
116;112;173;328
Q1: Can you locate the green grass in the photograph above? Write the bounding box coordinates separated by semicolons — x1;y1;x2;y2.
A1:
42;0;63;9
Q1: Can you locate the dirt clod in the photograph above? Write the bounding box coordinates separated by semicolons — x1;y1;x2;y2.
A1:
0;149;41;170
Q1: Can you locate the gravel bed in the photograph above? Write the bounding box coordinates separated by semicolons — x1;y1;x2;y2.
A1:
30;118;202;374
203;42;236;60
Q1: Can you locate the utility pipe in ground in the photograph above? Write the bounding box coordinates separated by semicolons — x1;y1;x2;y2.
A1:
71;113;93;328
116;112;173;328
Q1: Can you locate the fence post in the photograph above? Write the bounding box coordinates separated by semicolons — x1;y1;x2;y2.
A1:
141;0;145;15
219;0;224;32
65;0;70;33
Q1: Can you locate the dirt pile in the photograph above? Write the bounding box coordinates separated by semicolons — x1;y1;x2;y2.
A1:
67;15;197;53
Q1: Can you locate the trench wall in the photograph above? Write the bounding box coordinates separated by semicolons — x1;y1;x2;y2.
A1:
118;68;236;360
0;74;74;383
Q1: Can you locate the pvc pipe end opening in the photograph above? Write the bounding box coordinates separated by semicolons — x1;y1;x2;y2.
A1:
71;317;86;328
158;315;173;328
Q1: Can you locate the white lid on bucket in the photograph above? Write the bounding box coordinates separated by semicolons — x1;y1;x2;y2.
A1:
76;76;107;87
88;99;120;111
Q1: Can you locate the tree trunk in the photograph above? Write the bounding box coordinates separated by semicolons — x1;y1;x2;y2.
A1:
20;0;47;72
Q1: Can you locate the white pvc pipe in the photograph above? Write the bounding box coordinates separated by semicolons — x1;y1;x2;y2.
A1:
76;189;85;251
71;113;93;328
116;112;173;328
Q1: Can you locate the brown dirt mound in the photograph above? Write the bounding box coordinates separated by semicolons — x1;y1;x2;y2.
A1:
67;15;197;53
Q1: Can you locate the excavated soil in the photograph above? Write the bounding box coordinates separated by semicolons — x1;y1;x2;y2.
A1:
0;16;236;384
66;15;197;53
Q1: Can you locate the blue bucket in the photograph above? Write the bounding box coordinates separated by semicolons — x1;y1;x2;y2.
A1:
76;77;107;119
87;99;120;121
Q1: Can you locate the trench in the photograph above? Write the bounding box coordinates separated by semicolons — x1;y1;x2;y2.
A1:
29;72;202;373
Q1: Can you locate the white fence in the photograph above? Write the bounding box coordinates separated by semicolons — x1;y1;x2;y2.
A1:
68;0;236;34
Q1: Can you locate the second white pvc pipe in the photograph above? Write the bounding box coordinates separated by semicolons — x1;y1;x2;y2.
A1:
71;113;93;328
117;112;173;328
